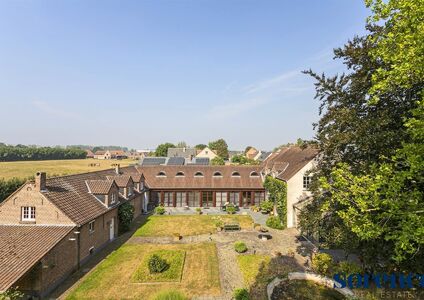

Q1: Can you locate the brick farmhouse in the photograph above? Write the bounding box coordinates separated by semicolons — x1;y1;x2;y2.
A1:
0;146;317;297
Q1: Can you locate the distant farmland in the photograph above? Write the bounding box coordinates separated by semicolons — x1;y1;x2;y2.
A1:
0;158;136;180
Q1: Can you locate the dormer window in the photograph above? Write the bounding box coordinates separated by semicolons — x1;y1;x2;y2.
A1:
213;171;222;177
194;171;204;177
128;186;134;196
157;171;166;177
110;193;117;205
22;206;35;221
250;171;259;177
176;171;185;177
231;171;241;177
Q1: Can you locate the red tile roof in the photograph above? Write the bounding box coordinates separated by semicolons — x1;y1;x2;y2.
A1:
0;225;74;292
135;165;264;190
85;180;116;194
262;146;318;181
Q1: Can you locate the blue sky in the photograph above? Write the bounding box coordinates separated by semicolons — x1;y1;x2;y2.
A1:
0;0;369;150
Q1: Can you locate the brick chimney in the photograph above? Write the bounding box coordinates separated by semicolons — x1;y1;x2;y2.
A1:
115;164;120;175
35;172;46;192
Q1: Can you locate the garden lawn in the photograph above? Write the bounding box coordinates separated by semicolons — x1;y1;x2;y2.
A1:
66;243;220;300
134;215;253;237
0;158;135;179
237;254;271;287
132;249;186;282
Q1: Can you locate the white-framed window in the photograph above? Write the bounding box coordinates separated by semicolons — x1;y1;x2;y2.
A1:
303;176;312;190
21;206;36;221
89;220;95;233
110;193;117;205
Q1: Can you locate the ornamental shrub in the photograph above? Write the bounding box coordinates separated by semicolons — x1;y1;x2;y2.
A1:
226;204;236;214
155;205;166;215
234;241;248;253
312;253;333;276
334;261;362;275
148;254;169;273
118;202;134;233
260;200;273;214
266;216;283;230
233;288;249;300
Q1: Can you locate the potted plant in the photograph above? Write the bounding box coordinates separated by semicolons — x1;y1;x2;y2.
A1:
195;207;202;215
226;204;236;215
215;219;224;232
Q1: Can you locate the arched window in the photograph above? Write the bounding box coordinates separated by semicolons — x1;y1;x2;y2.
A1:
156;171;166;177
213;171;222;177
176;171;185;177
231;171;241;177
250;171;259;177
194;171;204;177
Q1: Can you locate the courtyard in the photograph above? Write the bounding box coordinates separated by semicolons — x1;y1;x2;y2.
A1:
63;213;310;300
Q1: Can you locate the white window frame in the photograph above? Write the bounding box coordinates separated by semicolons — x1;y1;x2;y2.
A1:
21;206;36;221
110;193;117;205
303;175;312;190
128;186;133;197
89;220;95;233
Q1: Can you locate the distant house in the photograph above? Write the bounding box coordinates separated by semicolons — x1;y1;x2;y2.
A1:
109;150;128;159
94;150;111;159
85;149;94;159
254;151;272;162
261;146;319;228
228;150;243;161
167;147;197;160
246;147;259;160
196;147;218;160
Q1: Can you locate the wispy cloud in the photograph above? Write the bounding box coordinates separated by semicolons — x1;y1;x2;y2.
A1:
207;97;269;119
31;100;78;118
243;69;301;95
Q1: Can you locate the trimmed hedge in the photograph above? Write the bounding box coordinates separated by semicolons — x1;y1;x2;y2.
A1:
266;216;284;230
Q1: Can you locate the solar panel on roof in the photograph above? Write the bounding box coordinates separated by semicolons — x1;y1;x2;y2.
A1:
167;157;185;165
191;158;210;165
141;157;167;166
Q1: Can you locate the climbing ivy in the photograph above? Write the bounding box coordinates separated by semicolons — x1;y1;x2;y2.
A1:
263;176;287;229
118;202;134;233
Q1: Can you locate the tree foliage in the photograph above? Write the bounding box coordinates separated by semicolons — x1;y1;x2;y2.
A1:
263;176;287;228
0;144;87;161
300;0;424;272
231;155;259;165
211;156;225;165
118;202;134;233
208;139;229;159
194;144;207;150
155;143;175;157
0;178;27;203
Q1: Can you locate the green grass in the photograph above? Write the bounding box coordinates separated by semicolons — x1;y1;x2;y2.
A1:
151;290;188;300
0;158;135;179
66;243;221;300
134;215;253;237
132;250;186;282
237;254;271;287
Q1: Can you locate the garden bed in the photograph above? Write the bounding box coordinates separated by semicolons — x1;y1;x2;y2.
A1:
132;250;186;283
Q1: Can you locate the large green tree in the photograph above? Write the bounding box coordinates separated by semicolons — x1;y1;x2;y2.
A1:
300;0;423;272
155;143;175;157
208;139;229;159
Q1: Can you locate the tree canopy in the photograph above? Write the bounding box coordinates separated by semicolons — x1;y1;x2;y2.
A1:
155;143;175;157
300;0;424;273
208;139;229;159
